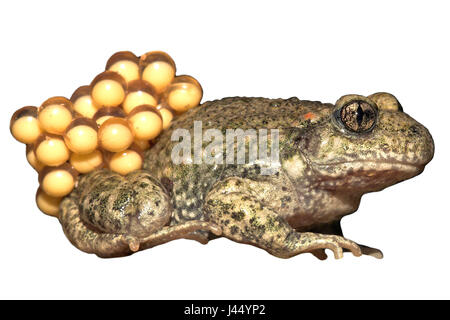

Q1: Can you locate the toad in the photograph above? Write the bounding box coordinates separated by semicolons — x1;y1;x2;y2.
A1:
59;93;434;259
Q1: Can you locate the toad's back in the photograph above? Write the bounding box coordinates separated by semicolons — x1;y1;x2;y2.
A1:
143;97;329;224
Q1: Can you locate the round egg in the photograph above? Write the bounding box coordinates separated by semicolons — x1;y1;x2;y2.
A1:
39;164;77;197
93;107;126;126
127;105;163;141
90;71;127;107
122;80;158;114
36;188;62;217
106;51;140;83
64;118;98;154
70;86;99;118
10;106;43;144
38;97;73;135
26;144;45;172
108;147;143;175
70;150;104;173
157;104;174;129
165;75;203;113
98;117;134;152
34;134;70;166
139;51;176;93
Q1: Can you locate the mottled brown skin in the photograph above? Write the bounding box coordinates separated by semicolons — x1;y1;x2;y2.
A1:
59;93;434;259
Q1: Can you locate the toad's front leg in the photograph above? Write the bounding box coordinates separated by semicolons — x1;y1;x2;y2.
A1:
204;177;362;259
59;169;221;258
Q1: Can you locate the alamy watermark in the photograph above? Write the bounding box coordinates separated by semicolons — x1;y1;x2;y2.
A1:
171;121;280;175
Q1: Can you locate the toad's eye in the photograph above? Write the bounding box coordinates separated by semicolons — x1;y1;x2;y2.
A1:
335;100;377;133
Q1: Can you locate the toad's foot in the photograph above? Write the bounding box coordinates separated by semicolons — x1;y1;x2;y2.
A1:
289;233;362;259
204;177;362;259
307;221;383;259
309;244;382;260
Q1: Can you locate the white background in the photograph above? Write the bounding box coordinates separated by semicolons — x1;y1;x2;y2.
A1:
0;0;448;299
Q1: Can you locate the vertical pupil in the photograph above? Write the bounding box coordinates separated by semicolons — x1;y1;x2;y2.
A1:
356;103;364;126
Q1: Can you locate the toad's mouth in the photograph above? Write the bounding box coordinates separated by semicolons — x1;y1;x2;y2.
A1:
311;160;426;192
316;160;425;172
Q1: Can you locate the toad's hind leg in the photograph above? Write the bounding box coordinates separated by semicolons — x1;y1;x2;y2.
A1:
59;169;222;258
307;220;383;259
203;178;362;259
60;192;222;258
59;193;138;258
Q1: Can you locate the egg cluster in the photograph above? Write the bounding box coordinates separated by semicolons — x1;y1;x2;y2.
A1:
10;51;203;217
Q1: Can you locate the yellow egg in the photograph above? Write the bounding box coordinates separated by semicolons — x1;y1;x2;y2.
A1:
73;96;99;118
109;149;143;175
108;60;140;83
122;79;158;114
26;145;45;172
159;107;174;129
36;188;62;217
123;91;158;114
106;51;140;83
166;75;203;113
92;80;125;107
35;134;70;166
11;117;42;143
128;106;163;140
40;167;76;197
98;117;134;152
90;71;126;107
71;86;99;118
38;97;73;135
93;107;126;127
139;51;176;92
142;61;175;92
64;119;98;154
70;150;104;173
10;106;43;144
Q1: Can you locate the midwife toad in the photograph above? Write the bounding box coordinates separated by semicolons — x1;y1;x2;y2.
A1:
59;93;434;259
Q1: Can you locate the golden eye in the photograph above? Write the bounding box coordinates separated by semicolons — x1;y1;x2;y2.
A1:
336;100;377;133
